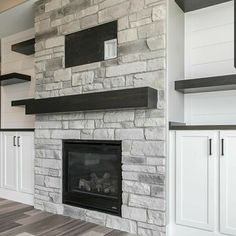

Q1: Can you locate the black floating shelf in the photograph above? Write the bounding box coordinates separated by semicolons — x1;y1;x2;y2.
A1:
12;87;158;115
0;73;31;86
11;38;35;55
175;75;236;94
175;0;232;12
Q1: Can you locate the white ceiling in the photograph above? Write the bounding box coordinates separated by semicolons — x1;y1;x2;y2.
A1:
0;0;27;12
0;0;37;38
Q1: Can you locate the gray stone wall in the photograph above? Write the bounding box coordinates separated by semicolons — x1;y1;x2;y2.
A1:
34;0;167;235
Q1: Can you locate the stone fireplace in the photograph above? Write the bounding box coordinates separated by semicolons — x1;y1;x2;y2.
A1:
34;0;167;235
63;140;122;216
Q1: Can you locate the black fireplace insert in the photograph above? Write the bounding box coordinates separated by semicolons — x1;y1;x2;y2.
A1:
63;140;122;216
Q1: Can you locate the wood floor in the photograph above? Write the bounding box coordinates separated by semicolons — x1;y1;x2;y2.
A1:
0;198;134;236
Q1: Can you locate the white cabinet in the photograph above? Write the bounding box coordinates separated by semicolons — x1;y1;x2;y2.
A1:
220;132;236;236
176;131;217;232
0;132;34;205
2;132;18;191
18;132;34;195
170;130;236;236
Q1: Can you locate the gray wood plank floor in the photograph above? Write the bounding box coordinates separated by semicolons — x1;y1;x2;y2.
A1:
0;199;134;236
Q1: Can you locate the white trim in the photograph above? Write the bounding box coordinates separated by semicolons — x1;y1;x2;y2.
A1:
0;188;34;205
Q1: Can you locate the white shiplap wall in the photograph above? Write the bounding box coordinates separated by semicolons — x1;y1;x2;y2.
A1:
184;1;236;124
1;28;35;128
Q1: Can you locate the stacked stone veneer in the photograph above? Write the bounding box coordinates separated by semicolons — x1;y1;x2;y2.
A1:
34;0;167;235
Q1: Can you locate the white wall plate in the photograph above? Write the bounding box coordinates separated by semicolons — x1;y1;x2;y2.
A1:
104;39;117;60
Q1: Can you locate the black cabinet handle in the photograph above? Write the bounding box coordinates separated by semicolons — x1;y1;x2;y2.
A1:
17;136;20;147
209;139;212;156
13;136;16;147
221;139;224;156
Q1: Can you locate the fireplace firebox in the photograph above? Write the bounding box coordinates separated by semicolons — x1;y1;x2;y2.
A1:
63;140;122;216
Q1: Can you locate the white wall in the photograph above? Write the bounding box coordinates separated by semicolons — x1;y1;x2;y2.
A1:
168;0;185;122
0;0;37;38
0;0;27;12
184;1;236;125
1;28;35;128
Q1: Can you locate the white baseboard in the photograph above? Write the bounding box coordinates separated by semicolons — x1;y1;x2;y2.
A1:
0;188;34;205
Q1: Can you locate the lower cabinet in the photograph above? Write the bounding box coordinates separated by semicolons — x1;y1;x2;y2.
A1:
220;131;236;236
176;131;217;232
0;132;34;205
171;130;236;236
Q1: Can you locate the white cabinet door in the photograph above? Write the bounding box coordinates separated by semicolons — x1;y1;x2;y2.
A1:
0;132;2;188
176;131;218;232
220;131;236;236
2;132;18;191
17;132;34;195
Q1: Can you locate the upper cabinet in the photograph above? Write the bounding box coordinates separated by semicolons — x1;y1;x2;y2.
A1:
175;0;232;12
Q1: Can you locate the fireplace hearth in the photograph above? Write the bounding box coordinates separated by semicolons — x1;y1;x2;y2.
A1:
63;140;122;216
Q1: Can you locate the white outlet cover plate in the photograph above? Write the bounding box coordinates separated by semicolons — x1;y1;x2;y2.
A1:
104;39;117;60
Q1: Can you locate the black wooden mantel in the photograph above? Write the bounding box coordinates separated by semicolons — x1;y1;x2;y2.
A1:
12;87;158;115
175;0;232;12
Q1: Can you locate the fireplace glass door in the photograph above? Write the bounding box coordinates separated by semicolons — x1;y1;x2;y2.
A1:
63;140;122;216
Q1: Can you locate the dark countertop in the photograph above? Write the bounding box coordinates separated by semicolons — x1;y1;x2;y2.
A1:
169;122;236;130
0;128;34;132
